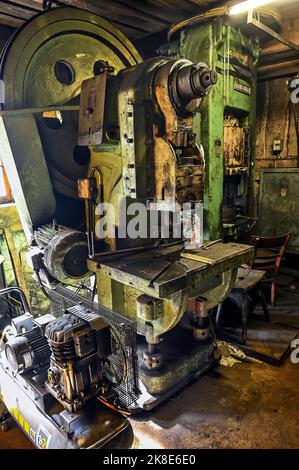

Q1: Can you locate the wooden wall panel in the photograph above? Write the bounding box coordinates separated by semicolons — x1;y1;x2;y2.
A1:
256;79;298;163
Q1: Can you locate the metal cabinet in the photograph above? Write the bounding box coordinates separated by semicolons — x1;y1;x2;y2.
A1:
259;169;299;251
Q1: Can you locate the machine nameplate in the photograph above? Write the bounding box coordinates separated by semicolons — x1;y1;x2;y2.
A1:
234;80;251;96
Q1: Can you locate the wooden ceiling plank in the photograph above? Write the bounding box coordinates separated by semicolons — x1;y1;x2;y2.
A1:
154;0;199;15
111;0;177;25
258;59;299;81
258;64;299;81
189;0;213;3
260;46;299;63
58;0;166;32
141;0;194;13
0;2;36;20
0;0;224;36
4;0;42;12
131;0;190;22
0;12;23;27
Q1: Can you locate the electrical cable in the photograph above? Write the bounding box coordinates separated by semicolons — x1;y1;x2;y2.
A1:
97;396;131;416
0;296;19;315
34;269;51;299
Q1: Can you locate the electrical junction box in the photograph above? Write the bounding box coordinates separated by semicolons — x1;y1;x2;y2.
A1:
273;139;283;153
11;313;33;335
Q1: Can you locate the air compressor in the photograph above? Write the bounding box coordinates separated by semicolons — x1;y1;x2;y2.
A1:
0;286;136;449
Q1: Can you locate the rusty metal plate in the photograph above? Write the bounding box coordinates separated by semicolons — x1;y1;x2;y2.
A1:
78;73;107;146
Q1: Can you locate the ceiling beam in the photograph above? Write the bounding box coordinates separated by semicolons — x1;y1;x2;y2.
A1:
0;2;35;20
0;12;23;27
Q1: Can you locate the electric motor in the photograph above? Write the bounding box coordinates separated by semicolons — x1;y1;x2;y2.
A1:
34;225;90;285
5;327;51;374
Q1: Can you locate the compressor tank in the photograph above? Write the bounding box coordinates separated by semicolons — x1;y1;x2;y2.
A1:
0;358;132;449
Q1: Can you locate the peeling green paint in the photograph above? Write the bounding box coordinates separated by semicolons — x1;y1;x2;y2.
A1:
0;204;49;316
178;19;260;239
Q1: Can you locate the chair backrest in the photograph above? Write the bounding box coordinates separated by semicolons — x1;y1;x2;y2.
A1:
251;233;292;276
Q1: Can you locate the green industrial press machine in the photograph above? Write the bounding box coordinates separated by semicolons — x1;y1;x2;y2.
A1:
163;8;284;241
182;18;260;240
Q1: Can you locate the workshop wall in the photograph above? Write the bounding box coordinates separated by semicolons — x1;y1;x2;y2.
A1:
0;205;49;317
253;76;298;224
255;77;298;170
255;10;299;170
253;5;299;220
0;25;49;317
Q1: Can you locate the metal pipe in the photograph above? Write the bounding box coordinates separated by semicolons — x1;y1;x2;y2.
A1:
0;287;30;314
94;241;160;259
0;105;79;117
148;343;157;354
247;10;299;52
34;269;51;299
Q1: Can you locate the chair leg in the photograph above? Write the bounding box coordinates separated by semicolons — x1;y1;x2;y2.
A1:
241;292;249;343
271;281;277;307
258;283;270;322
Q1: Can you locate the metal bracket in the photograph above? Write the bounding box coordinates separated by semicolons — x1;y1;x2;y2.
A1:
120;97;137;197
0;105;79;117
137;294;163;321
247;9;299;53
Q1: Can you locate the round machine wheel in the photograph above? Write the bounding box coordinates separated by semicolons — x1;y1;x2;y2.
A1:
0;421;9;432
43;228;90;285
0;7;141;109
0;411;11;433
0;7;141;199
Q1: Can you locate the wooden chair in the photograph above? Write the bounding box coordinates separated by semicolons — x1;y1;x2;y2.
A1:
251;233;292;306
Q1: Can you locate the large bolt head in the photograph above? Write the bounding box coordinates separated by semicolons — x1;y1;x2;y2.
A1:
143;351;163;370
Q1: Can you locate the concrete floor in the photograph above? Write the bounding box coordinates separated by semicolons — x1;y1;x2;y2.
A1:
1;287;299;449
133;357;299;449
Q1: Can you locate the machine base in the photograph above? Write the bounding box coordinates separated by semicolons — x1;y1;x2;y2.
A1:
132;326;219;411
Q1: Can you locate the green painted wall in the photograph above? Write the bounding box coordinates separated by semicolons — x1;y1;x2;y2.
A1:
0;204;49;316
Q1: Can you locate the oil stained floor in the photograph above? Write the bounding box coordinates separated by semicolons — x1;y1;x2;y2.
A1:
1;288;299;449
